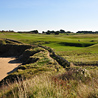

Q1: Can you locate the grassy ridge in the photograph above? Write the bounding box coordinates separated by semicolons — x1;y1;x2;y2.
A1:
1;32;98;64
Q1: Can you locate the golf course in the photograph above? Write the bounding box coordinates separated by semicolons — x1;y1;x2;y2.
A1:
0;32;98;98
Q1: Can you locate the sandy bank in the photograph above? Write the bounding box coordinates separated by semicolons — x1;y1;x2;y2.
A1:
0;57;21;81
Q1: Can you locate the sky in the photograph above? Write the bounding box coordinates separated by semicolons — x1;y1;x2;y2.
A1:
0;0;98;33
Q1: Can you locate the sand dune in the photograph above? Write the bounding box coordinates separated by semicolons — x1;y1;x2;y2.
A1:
0;57;21;81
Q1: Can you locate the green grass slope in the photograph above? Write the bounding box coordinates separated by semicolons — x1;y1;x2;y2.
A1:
0;38;98;98
58;44;98;65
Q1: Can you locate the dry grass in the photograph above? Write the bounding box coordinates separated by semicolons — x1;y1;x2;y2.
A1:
0;74;66;98
1;67;98;98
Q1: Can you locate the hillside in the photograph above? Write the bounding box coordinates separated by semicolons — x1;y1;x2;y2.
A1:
0;35;98;98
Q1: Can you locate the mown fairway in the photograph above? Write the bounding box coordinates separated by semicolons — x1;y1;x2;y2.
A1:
1;32;98;65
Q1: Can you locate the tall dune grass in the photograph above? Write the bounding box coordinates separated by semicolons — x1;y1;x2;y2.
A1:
1;68;98;98
0;74;65;98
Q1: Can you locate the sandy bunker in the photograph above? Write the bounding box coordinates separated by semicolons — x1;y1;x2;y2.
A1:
0;57;21;81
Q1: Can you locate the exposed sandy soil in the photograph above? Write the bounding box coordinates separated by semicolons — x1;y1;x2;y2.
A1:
0;57;21;81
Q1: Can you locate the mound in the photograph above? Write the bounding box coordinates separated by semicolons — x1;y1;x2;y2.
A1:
0;38;70;87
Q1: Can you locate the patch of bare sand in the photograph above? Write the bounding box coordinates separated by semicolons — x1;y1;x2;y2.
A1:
0;57;21;81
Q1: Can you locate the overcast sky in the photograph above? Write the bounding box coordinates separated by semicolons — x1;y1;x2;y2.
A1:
0;0;98;32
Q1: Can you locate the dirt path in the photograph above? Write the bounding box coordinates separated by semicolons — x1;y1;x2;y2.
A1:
47;51;54;62
0;57;21;81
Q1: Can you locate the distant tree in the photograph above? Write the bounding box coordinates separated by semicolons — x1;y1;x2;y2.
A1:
66;31;72;33
55;31;59;35
9;30;14;32
2;30;4;32
30;30;38;34
50;30;55;34
95;31;98;34
60;29;65;33
42;31;45;34
46;30;51;34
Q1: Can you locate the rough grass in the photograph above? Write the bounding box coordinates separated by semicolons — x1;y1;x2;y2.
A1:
58;44;98;65
1;66;98;98
0;74;66;98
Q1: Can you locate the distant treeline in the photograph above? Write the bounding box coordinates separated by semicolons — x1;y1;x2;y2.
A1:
0;30;15;33
1;30;98;34
76;31;98;34
42;29;73;35
0;30;39;34
0;29;73;34
18;30;39;34
43;30;98;34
